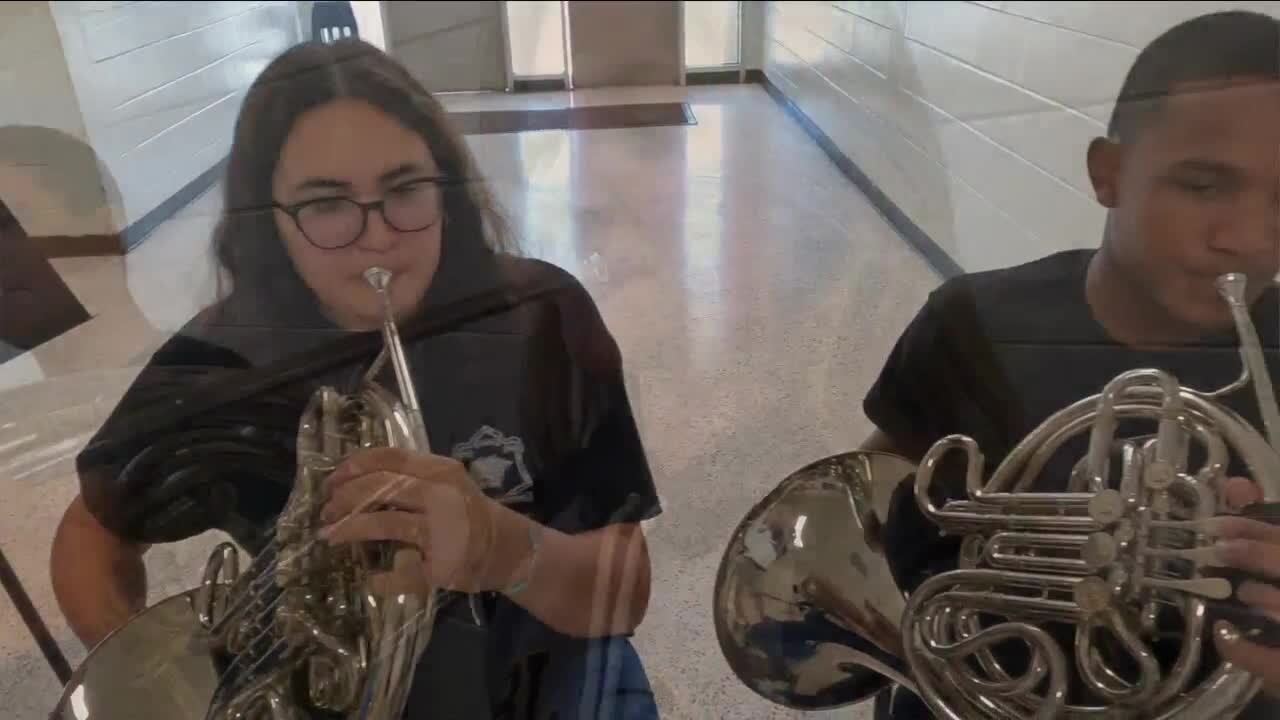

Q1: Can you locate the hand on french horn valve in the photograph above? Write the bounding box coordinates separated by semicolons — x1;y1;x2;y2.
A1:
1210;475;1280;698
317;446;510;594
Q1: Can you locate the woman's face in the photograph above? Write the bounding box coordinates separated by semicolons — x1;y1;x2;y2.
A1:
272;98;444;331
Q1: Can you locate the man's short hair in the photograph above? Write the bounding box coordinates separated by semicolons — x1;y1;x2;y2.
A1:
1109;10;1280;142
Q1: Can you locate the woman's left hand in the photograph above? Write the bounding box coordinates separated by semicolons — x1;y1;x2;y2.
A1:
318;446;507;594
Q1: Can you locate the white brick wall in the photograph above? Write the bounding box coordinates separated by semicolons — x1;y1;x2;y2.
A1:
0;2;301;241
765;1;1280;273
49;1;300;232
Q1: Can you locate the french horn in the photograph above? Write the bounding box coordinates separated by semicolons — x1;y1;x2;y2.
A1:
714;272;1280;719
53;267;439;720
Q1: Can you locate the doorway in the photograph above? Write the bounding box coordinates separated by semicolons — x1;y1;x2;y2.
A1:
384;1;510;92
504;1;743;90
379;1;742;94
564;2;682;88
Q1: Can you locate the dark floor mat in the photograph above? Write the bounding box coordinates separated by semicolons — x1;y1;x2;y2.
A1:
451;102;696;135
1;216;92;363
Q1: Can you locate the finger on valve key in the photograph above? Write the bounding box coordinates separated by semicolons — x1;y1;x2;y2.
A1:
1203;482;1280;649
1222;475;1263;512
376;540;433;594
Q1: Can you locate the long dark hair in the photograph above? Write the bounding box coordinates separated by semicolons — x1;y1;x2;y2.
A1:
211;39;513;328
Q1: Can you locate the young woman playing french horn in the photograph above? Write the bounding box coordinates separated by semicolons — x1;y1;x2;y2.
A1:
51;39;662;719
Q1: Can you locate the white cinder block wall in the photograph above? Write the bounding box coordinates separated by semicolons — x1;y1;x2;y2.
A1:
45;1;300;241
764;1;1280;274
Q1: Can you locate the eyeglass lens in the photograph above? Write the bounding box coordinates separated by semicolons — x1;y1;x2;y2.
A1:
297;181;442;248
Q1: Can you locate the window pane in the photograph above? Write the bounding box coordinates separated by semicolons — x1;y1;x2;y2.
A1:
507;1;565;77
685;0;740;68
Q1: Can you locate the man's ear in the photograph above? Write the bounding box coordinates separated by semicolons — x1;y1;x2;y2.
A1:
1087;137;1122;208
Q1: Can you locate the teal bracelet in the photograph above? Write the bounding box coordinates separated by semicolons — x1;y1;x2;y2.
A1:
505;524;543;597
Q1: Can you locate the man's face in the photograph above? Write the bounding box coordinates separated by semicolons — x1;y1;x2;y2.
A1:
1097;78;1280;334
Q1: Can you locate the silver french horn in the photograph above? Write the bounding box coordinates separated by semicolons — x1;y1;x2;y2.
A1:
714;272;1280;719
53;267;439;720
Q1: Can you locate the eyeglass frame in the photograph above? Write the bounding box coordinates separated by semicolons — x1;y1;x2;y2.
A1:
269;175;461;250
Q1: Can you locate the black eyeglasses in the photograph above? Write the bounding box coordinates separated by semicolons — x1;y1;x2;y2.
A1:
272;177;452;249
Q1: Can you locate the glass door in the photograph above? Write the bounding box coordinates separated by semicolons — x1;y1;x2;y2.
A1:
504;1;571;90
684;1;741;72
501;1;744;91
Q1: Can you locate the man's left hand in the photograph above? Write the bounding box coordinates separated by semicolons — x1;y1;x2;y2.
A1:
1213;476;1280;698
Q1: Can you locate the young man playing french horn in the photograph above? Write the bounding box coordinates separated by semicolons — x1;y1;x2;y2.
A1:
861;11;1280;719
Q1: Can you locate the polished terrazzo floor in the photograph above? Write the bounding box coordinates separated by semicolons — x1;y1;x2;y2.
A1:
1;84;942;719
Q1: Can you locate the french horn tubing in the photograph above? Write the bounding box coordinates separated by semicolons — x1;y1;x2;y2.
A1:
53;267;439;720
714;272;1280;719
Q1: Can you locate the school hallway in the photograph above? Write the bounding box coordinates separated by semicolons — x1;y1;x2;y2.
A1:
0;82;937;719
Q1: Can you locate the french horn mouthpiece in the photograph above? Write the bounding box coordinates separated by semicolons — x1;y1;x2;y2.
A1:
1216;272;1247;306
364;266;392;291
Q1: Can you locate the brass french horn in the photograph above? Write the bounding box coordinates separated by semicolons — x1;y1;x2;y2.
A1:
714;273;1280;719
53;268;439;720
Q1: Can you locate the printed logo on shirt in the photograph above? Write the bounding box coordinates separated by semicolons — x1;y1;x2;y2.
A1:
451;425;535;506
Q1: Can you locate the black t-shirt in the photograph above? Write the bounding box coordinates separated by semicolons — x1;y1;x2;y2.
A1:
75;253;661;719
865;248;1280;717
